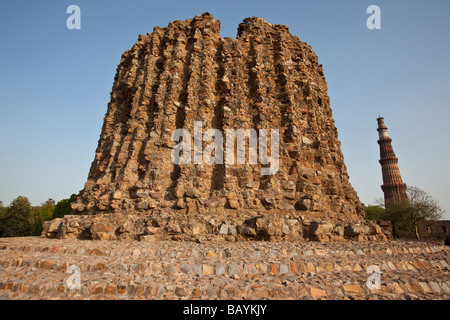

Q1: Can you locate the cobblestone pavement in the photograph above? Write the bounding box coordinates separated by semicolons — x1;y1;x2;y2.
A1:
0;237;449;300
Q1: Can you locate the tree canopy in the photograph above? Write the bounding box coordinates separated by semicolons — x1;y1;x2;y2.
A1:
53;194;77;219
402;186;444;239
366;186;444;240
0;196;34;237
0;194;78;238
31;199;56;236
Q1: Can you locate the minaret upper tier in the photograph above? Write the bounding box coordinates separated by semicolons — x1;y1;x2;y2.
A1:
377;117;389;139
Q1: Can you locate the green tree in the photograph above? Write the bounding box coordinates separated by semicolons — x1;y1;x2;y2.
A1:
380;200;408;239
402;186;444;240
1;196;33;237
376;187;444;240
365;205;385;221
31;199;56;236
53;194;77;219
0;201;6;237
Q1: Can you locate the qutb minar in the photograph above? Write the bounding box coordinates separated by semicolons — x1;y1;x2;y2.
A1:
377;117;407;207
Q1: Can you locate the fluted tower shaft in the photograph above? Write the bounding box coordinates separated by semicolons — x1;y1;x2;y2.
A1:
40;14;392;242
377;117;407;207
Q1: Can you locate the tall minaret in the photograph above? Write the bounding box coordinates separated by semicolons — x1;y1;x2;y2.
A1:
377;117;407;207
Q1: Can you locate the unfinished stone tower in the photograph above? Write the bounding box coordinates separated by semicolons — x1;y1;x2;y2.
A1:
43;13;389;242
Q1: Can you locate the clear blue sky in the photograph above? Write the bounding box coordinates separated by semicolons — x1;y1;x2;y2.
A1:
1;0;449;219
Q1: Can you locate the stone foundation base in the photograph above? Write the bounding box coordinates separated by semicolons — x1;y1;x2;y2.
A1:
1;237;449;300
42;211;391;242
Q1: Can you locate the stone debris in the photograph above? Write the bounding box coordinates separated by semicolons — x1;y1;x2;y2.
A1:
0;237;449;300
42;13;382;242
42;213;391;242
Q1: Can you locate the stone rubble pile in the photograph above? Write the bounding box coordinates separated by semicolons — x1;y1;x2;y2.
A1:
43;213;391;242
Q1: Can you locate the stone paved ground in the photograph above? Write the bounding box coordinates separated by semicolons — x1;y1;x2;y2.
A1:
0;237;449;300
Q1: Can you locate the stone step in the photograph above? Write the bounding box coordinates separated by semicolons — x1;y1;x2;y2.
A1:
1;267;449;300
1;240;448;262
0;252;449;277
1;241;449;278
0;237;449;300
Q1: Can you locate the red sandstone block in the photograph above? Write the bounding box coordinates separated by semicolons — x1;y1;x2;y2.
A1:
310;287;326;298
290;262;299;273
41;260;53;270
92;286;104;295
105;286;116;294
269;264;278;275
49;246;59;254
96;263;106;271
193;288;201;297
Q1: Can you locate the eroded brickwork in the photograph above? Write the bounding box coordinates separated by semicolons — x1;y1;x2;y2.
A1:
43;13;385;241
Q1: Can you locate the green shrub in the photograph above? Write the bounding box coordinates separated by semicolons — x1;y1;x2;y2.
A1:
53;194;77;219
